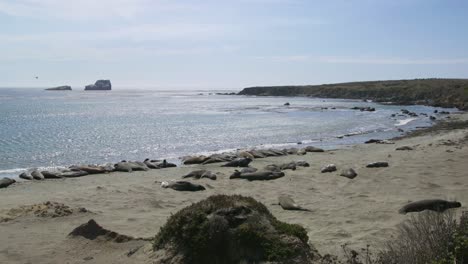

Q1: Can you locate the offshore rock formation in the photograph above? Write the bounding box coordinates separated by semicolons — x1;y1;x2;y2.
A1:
238;78;468;110
85;80;112;91
45;85;72;91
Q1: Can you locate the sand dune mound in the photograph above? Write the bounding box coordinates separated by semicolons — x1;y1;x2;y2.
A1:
153;194;319;264
69;219;137;243
0;201;88;222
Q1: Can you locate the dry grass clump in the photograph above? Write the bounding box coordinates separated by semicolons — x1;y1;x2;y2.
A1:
379;210;468;264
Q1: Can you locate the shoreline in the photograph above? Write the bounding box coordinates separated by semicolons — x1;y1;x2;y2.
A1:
1;111;467;262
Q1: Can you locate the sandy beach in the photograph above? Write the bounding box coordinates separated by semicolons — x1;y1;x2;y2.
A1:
1;113;467;263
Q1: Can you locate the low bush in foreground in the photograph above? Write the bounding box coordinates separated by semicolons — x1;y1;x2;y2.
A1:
153;194;318;264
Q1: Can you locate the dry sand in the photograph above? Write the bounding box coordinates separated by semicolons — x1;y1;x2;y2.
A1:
1;113;467;263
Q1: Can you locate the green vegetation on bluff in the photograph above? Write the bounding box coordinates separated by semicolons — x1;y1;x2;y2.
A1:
153;195;317;264
238;79;468;110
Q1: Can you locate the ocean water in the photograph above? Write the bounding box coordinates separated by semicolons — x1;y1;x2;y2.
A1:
0;88;455;178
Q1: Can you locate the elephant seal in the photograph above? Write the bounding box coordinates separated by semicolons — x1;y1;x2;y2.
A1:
61;170;89;178
161;181;205;191
340;168;357;179
304;146;324;152
229;170;285;181
396;146;413;151
200;171;218;180
144;159;160;169
246;150;266;158
295;161;310;167
69;165;107;174
399;199;462;214
240;167;258;173
366;162;389;168
19;171;33;180
321;164;337;173
278;195;311;211
114;162;133;172
221;158;252;167
183;156;208;165
31;170;45;180
128;161;150;171
237;151;254;160
264;164;281;172
0;177;15;188
182;170;208;179
297;149;307;155
42;170;64;179
280;162;296;171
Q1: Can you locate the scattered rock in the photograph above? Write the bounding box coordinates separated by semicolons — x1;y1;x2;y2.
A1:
84;80;111;91
321;164;337;173
351;106;375;112
339;168;357;179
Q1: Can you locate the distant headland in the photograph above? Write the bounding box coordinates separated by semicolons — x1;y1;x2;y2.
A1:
84;80;112;91
238;78;468;110
45;85;72;91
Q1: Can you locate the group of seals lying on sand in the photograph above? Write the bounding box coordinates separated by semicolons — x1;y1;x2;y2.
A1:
399;199;462;214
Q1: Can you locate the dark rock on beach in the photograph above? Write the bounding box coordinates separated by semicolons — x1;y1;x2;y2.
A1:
340;168;357;179
69;219;135;243
0;177;15;188
321;164;337;173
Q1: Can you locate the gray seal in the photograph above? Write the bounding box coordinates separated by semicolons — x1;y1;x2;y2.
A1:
19;171;34;180
229;170;285;181
31;170;45;180
399;199;462;214
161;181;206;191
366;162;389;168
0;177;16;188
278;195;311;211
221;158;252;167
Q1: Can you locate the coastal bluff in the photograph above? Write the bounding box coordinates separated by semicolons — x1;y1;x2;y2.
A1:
238;79;468;110
85;80;111;91
45;85;71;91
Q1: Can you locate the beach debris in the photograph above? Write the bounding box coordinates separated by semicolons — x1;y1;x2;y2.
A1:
278;195;311;211
366;162;389;168
161;181;206;191
69;219;136;243
221;158;252;167
0;177;15;188
398;199;461;214
339;168;358;179
321;164;337;173
230;170;285;181
153;195;318;263
396;146;414;151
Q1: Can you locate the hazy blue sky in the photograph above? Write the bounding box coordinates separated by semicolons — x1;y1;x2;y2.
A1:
1;0;468;89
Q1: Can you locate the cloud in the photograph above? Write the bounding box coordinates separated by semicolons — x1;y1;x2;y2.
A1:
0;0;191;20
254;55;468;65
